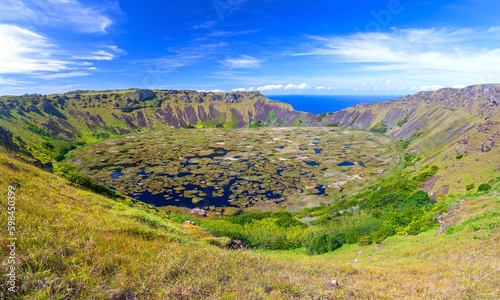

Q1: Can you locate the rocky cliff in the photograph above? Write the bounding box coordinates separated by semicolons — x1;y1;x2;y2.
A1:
319;84;500;195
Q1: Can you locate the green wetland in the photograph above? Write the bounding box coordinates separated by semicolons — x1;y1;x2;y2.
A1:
69;127;401;214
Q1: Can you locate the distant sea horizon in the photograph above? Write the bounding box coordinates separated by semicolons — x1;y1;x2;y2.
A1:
265;95;404;114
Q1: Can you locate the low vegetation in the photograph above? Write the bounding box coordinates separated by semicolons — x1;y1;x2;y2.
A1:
0;85;499;298
1;149;498;299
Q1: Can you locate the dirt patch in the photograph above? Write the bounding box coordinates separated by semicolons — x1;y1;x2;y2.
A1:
422;174;442;193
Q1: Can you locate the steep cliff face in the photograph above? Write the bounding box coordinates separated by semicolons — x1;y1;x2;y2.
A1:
319;84;500;195
0;89;310;162
322;85;500;141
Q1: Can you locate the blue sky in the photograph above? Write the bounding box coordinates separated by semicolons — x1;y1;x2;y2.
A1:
1;0;500;95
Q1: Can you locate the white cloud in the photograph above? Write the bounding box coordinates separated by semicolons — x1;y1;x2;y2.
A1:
315;86;334;91
0;24;67;74
257;84;284;91
231;88;247;92
192;20;216;30
285;83;309;90
222;55;262;68
0;24;123;80
72;47;125;61
0;76;28;85
197;89;225;93
294;28;500;88
231;87;256;92
0;0;116;33
37;71;90;79
419;85;444;91
253;83;333;92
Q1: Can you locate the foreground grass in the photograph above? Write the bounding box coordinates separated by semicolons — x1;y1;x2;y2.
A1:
0;150;499;299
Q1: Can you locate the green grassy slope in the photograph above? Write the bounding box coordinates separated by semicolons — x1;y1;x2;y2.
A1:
1;149;498;299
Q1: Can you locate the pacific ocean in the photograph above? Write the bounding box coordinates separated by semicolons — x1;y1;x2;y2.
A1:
265;95;404;114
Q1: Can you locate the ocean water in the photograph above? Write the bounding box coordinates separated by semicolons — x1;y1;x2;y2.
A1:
265;95;403;114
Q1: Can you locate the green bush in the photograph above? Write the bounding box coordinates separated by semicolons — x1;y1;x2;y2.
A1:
456;153;463;159
400;191;434;210
315;113;327;122
466;183;475;191
370;122;387;134
248;120;264;128
229;212;271;225
268;111;277;123
275;214;306;228
371;219;398;243
344;228;362;244
358;235;372;246
306;232;345;255
477;183;491;192
63;170;124;199
414;165;439;183
94;131;110;139
206;236;232;248
42;141;54;149
406;218;427;235
396;117;408;127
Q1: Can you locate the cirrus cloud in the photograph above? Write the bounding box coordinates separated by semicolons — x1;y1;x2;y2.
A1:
222;55;262;68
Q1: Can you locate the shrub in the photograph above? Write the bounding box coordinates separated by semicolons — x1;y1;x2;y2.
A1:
315;113;327;122
248;120;264;128
406;218;426;235
275;214;306;228
42;141;54;149
401;140;411;150
306;232;345;255
396;117;408;127
414;165;439;183
477;183;491;192
63;170;124;199
358;235;372;246
206;236;232;248
94;132;110;139
370;122;387;134
267;111;277;123
466;183;475;191
345;228;362;244
400;191;434;210
371;219;398;243
185;124;195;129
456;153;463;159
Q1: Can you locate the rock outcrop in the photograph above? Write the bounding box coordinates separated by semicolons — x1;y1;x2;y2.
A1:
136;89;155;102
0;125;14;150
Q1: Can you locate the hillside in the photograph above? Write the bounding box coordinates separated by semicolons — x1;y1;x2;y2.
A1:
0;148;499;299
0;89;312;163
0;85;499;298
314;84;500;195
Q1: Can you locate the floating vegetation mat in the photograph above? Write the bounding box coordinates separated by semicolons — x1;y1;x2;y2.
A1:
69;127;401;211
